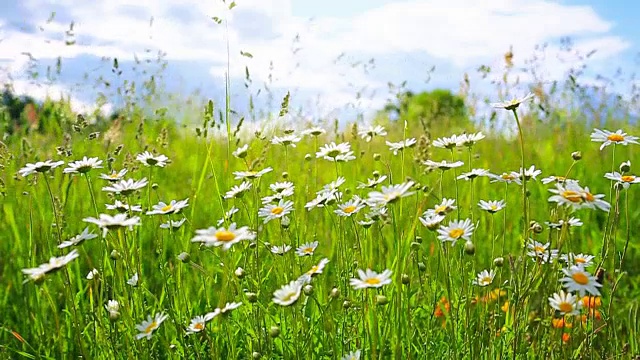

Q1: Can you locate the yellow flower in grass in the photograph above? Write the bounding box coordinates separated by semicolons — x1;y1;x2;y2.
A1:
349;269;392;290
135;312;168;340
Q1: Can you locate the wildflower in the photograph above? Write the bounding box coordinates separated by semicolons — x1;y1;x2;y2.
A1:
300;127;326;137
63;156;103;174
513;165;542;181
457;168;490;181
271;134;302;147
216;207;239;226
220;302;242;314
433;135;463;149
434;296;450;318
18;160;65;177
590;129;639;150
419;213;445;230
232;144;249;158
581;296;602;309
386;138;417;155
105;200;143;213
270;244;292;255
83;213;141;237
541;175;572;185
342;350;361;360
102;178;148;195
490;93;534;110
22;250;80;282
335;197;366;217
86;269;99;280
478;200;506;213
422;160;464;171
437;218;475;245
427;198;457;216
545;217;583;230
548;290;581;315
489;172;522;185
58;227;98;248
560;266;602;296
357;175;388;189
186;313;216;335
526;239;558;264
136;151;169;167
359;125;387;142
99;169;128;181
146;198;189;215
459;132;485;147
296;241;318;256
127;273;139;287
191;223;256;250
224;181;252;199
366;182;414;207
135;312;168;340
604;171;640;189
551;317;573;329
105;300;120;320
233;167;273;180
316;142;354;162
273;281;303;306
258;199;294;224
473;269;496;287
270;181;294;194
548;181;610;212
160;218;187;229
349;269;392;289
304;258;330;278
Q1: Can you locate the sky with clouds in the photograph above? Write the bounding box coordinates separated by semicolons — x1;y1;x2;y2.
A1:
0;0;638;121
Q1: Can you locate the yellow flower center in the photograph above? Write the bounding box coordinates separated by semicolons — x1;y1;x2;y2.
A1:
435;205;447;214
282;292;296;301
303;247;313;254
481;276;492;284
215;231;236;242
558;302;574;313
562;190;582;203
109;172;119;178
307;266;319;275
490;205;498;211
501;174;514;180
583;192;595;202
533;246;545;253
607;134;624;142
556;176;566;181
271;207;284;215
194;322;204;330
343;205;357;213
144;321;157;334
575;257;587;264
364;278;381;285
621;175;635;182
449;228;464;239
161;204;173;212
572;272;589;285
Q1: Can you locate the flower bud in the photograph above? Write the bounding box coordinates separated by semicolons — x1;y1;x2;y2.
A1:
269;326;280;338
464;240;476;255
571;151;582;161
620;160;631;173
235;267;245;279
152;183;159;190
375;295;389;305
330;287;341;298
531;222;543;234
418;262;426;272
342;300;351;309
493;257;505;267
303;285;314;295
246;292;258;303
110;250;120;260
372;170;381;178
252;352;261;359
373;153;381;161
177;252;190;263
401;274;410;285
282;172;289;179
304;154;312;161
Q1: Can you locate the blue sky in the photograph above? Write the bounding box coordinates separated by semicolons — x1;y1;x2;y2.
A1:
0;0;638;122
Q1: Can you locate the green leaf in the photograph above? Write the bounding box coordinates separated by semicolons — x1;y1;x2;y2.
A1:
229;1;237;10
240;51;253;58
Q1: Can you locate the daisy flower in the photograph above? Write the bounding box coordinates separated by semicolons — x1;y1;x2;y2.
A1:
422;160;464;171
459;132;485;147
437;219;475;245
433;135;463;149
186;314;214;335
18;160;65;177
83;213;141;237
386;138;417;155
304;258;330;277
296;241;318;256
127;273;139;287
546;217;583;230
323;177;346;191
335;197;366;217
105;300;120;319
232;144;249;159
359;125;387;142
273;281;303;306
135;312;168;340
604;171;640;189
316;142;353;162
270;244;292;255
160;218;187;229
58;227;98;248
22;250;80;282
63;156;103;174
102;178;148;195
541;175;572;185
106;200;143;213
270;181;295;194
548;290;582;315
191;223;256;250
548;182;610;212
224;181;252;199
233;167;273;180
526;240;558;264
342;350;361;360
258;199;294;224
216;207;240;226
457;168;490;181
490;93;534;110
473;269;496;287
427;198;457;216
146;198;189;215
366;182;414;207
419;213;445;230
272;134;302;147
561;253;595;268
590;129;639;150
219;302;243;314
514;165;542;181
99;169;128;182
357;175;388;189
136;151;169;167
86;269;99;280
478;200;506;214
489;172;522;185
350;269;393;290
300;127;326;137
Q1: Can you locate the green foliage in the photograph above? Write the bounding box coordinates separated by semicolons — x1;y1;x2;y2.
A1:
384;89;469;131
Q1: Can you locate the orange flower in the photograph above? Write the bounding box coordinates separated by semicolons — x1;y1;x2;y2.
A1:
562;333;571;343
580;309;602;323
434;297;450;318
552;317;573;329
501;301;510;313
581;296;601;309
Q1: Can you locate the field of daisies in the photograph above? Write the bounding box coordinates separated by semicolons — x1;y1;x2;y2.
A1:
1;93;640;359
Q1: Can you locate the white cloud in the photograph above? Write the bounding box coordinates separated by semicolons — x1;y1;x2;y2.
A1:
0;0;631;120
9;80;113;116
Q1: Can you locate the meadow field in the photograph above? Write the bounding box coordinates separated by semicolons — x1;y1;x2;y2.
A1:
1;9;640;360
